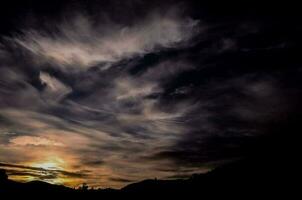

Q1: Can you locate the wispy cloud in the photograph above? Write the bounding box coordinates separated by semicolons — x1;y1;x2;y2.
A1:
39;72;72;102
13;12;199;71
9;136;65;147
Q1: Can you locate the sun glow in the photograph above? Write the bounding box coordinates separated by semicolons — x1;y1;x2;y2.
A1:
31;156;66;170
17;156;74;185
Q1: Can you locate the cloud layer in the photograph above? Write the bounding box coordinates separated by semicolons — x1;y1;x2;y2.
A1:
0;0;300;189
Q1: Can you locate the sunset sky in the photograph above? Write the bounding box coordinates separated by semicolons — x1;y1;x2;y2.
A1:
0;0;301;188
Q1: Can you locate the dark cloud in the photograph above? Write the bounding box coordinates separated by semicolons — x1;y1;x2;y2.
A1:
82;160;104;167
0;162;90;180
109;177;134;183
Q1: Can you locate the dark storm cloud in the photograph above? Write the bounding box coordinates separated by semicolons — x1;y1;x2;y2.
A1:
148;61;298;166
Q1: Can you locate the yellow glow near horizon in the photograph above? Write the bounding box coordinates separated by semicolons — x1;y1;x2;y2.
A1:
19;156;72;185
31;156;66;170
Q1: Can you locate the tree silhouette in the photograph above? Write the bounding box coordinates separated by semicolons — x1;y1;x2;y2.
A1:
0;169;8;182
79;183;89;191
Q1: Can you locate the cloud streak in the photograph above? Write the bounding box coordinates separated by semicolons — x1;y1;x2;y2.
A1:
13;11;199;71
9;136;65;147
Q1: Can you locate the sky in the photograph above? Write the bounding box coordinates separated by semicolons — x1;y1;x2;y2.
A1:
0;0;301;188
